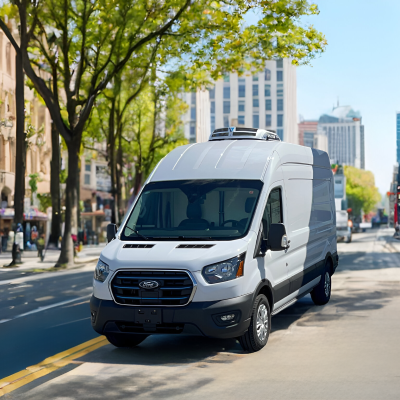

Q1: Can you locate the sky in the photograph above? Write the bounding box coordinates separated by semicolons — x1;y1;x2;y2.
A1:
297;0;400;195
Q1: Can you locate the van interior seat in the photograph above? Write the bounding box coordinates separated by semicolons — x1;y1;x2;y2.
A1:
178;202;209;229
239;197;256;228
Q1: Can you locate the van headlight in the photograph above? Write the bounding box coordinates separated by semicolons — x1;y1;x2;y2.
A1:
202;253;245;284
94;259;109;282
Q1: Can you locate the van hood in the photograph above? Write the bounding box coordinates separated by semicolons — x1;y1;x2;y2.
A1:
99;237;251;273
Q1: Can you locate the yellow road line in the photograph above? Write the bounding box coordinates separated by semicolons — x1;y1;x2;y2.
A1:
0;336;108;397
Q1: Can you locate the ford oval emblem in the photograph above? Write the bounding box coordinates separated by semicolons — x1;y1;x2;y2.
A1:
139;280;159;289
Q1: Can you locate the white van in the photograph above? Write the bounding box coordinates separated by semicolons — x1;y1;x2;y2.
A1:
90;127;338;352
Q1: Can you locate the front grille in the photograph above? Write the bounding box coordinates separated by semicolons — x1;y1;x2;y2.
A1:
123;244;155;249
111;270;194;306
213;128;229;133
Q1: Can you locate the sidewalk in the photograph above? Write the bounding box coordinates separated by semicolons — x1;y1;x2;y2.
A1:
0;243;105;281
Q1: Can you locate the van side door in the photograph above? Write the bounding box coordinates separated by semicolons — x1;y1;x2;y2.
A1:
259;184;290;303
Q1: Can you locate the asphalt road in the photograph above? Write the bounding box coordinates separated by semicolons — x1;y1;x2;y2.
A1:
2;228;400;399
0;267;99;378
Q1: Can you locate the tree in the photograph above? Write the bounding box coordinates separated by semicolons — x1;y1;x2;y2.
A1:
0;0;326;267
344;166;381;216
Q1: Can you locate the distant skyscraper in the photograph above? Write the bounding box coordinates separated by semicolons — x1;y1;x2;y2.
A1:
318;106;365;169
396;112;400;163
298;120;328;153
183;59;298;144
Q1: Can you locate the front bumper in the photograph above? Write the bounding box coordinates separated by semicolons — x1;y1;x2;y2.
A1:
90;293;253;339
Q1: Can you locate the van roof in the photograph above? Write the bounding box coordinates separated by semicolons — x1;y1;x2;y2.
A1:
149;140;330;182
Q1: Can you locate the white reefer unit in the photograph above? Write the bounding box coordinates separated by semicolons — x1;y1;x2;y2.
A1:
90;127;338;353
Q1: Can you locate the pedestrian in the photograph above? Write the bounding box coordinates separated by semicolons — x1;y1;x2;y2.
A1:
37;234;45;262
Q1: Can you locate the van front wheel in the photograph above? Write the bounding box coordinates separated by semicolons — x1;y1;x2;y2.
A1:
106;333;148;348
311;265;331;305
238;294;270;353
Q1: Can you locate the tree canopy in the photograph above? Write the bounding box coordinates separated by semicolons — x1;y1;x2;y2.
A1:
344;166;381;216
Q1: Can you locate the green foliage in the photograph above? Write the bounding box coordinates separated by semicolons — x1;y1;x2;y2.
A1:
59;169;68;184
37;193;52;212
344;166;381;216
28;173;40;195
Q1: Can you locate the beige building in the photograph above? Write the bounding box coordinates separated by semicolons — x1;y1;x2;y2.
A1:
0;20;52;233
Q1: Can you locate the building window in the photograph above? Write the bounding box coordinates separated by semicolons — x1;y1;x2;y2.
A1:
277;70;283;82
265;84;271;97
209;86;215;100
191;92;196;105
85;162;91;172
253;98;259;108
252;74;259;81
252;84;258;97
277;84;283;97
276;59;283;68
277;99;283;111
238;100;245;112
239;84;246;98
223;87;230;99
223;74;230;82
211;115;215;132
238;115;245;125
253;114;259;128
223;115;229;127
223;101;230;114
190;121;196;136
277;129;283;139
277;114;283;127
190;106;196;120
265;99;271;111
84;174;91;185
210;101;215;114
264;68;271;81
265;114;272;127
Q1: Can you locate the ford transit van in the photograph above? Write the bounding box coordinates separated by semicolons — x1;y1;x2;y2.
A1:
90;127;338;352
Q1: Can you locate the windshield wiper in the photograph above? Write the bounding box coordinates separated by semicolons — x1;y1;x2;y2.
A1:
124;226;149;240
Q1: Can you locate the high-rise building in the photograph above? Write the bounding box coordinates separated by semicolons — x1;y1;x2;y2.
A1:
317;105;365;169
183;59;298;144
298;120;328;153
396;112;400;163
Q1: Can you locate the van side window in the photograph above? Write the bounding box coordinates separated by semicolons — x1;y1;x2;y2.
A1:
262;188;283;239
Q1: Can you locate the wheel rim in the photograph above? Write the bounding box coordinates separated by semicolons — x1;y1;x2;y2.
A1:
256;303;269;342
324;272;331;297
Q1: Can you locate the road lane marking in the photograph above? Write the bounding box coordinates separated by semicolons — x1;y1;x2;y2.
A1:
0;295;91;324
0;336;108;396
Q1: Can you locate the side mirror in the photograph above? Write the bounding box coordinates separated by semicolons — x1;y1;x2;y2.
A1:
268;223;289;251
107;223;117;243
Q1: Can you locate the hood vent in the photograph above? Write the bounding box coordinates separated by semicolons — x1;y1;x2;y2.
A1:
123;244;155;249
176;244;215;249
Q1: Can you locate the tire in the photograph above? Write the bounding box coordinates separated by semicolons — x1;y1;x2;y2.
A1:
238;294;270;353
106;333;148;348
311;263;332;306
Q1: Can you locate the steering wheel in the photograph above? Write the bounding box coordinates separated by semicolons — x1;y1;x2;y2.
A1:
221;220;239;227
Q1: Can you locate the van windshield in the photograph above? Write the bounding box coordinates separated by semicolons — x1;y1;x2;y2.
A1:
121;180;263;241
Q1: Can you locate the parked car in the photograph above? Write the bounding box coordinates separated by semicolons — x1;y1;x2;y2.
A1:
336;210;352;243
90;127;339;353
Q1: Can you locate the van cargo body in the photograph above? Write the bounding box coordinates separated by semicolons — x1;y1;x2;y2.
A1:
91;128;338;352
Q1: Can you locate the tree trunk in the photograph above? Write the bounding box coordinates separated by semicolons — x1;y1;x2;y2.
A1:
133;167;143;196
107;98;118;224
49;123;61;246
13;52;25;259
56;140;79;267
116;128;123;223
